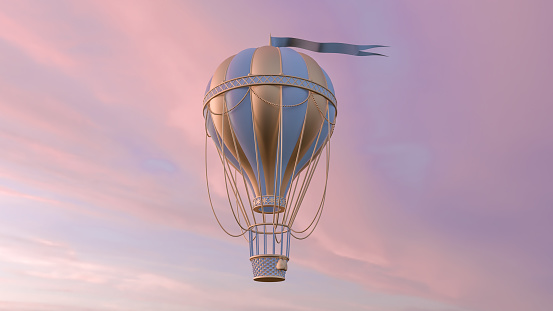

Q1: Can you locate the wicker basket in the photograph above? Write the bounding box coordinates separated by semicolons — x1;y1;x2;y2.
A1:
250;255;288;282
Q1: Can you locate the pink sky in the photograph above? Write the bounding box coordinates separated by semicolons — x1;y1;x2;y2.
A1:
0;1;552;311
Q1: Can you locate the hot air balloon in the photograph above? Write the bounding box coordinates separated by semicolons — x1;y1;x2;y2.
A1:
203;37;384;282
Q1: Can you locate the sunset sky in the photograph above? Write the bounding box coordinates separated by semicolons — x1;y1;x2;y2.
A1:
0;1;552;311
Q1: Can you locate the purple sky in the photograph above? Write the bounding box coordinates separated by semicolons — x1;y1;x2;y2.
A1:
0;1;552;311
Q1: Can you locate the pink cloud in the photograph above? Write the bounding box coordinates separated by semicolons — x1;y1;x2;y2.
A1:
0;9;76;70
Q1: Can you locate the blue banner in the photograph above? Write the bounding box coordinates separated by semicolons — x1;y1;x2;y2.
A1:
270;36;386;56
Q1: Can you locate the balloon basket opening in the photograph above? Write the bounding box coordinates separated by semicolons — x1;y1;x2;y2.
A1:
252;196;286;213
250;255;287;282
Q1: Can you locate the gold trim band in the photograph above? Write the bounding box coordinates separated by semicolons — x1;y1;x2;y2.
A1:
203;74;337;109
252;195;286;213
249;254;289;260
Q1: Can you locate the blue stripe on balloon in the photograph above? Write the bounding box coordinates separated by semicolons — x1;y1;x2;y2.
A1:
225;48;266;196
226;48;256;79
226;48;255;110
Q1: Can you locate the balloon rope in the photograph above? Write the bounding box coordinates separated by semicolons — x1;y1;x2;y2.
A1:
271;95;282;231
291;105;332;236
234;170;249;242
223;92;258;227
203;110;212;138
289;95;331;228
250;88;266;225
272;84;285;244
204;132;247;237
311;93;336;125
289;146;324;230
272;105;281;221
215;108;249;232
219;113;253;234
291;137;330;240
288;102;327;228
288;144;324;230
206;88;250;115
277;47;284;227
281;98;310;226
277;85;284;228
225;95;258;226
218;103;249;232
221;154;251;229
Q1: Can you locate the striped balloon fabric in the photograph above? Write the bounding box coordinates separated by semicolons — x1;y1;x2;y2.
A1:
203;46;336;213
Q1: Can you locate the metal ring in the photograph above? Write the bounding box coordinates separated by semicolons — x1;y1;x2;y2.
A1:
203;74;337;109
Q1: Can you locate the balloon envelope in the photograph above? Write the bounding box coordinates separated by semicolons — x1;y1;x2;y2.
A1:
204;46;336;213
